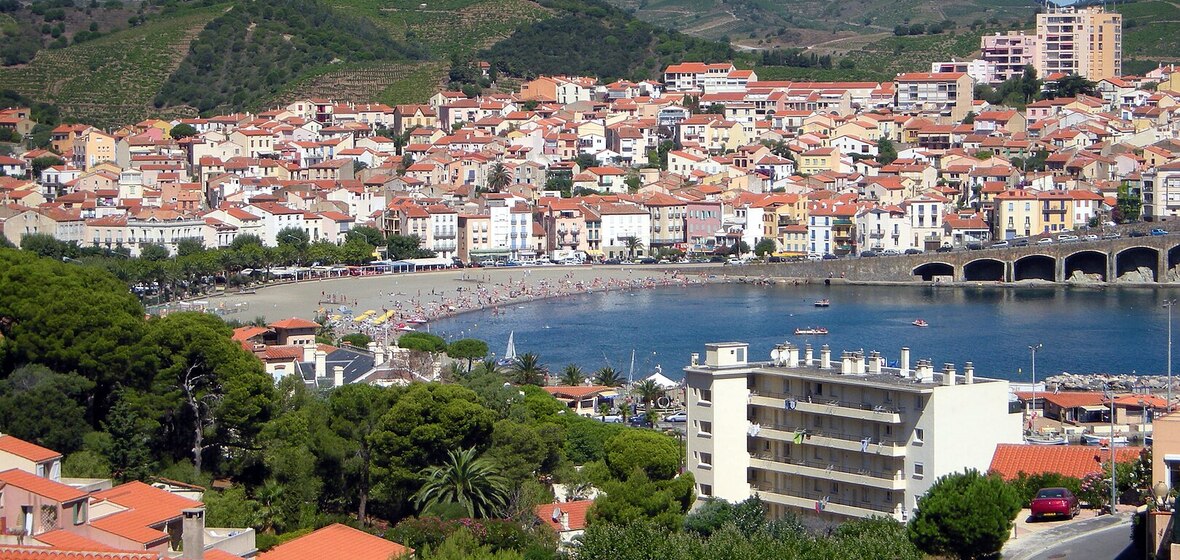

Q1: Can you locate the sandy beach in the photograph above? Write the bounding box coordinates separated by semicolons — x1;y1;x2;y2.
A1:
200;264;725;329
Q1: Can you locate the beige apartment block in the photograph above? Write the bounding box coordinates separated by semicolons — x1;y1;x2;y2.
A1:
1036;6;1122;82
684;341;1021;522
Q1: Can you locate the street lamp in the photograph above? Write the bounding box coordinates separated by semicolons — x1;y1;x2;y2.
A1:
1165;300;1176;412
1029;343;1042;432
1104;381;1117;515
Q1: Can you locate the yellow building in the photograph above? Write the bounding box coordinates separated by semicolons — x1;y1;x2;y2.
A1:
1036;6;1122;82
994;189;1039;239
798;147;841;175
78;130;116;170
1037;190;1074;233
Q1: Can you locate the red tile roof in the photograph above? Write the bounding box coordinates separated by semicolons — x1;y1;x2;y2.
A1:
989;444;1143;480
268;317;320;329
89;481;202;545
0;547;159;560
34;530;118;551
535;499;593;532
0;434;62;462
542;386;614;399
232;326;270;342
259;524;411;560
0;469;86;503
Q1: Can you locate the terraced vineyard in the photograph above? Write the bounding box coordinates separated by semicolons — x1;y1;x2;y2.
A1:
270;60;448;106
0;6;222;127
326;0;550;57
1117;1;1180;62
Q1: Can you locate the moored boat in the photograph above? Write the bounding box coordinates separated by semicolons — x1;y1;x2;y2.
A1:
1081;433;1128;446
1024;435;1068;445
794;327;829;336
912;319;928;327
814;299;830;307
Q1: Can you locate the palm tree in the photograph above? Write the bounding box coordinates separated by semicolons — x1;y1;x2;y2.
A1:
559;364;584;386
633;379;663;410
620;235;642;259
486;163;511;192
414;447;510;518
471;360;503;377
253;479;286;534
593;366;623;387
511;352;547;386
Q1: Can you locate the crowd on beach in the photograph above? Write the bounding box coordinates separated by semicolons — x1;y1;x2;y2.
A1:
327;269;713;339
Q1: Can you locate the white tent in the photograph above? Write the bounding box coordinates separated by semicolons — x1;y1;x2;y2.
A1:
645;371;678;390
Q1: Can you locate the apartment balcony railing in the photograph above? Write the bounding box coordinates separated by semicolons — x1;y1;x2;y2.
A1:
749;483;902;519
750;454;906;490
751;422;907;456
749;390;904;423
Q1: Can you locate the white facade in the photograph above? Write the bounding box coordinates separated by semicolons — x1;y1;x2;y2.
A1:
856;207;912;253
124;217;207;257
600;207;651;258
684;341;1022;521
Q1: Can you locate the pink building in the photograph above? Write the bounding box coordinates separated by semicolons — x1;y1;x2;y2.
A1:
980;32;1039;84
685;200;723;253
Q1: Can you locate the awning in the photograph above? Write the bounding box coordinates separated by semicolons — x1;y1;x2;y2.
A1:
1079;405;1108;412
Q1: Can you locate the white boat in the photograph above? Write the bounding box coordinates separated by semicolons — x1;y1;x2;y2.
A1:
814;299;830;308
1081;433;1128;446
496;331;518;366
1024;435;1068;445
794;327;829;336
912;319;929;327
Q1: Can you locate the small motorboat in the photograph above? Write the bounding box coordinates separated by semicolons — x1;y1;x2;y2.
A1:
814;299;830;307
794;327;829;336
1024;435;1068;445
912;319;928;327
1081;433;1128;446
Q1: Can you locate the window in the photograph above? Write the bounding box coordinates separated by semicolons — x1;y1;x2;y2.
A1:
914;428;924;444
72;502;85;525
698;421;713;436
699;452;713;467
914;463;925;478
701;484;713;497
830;481;840;494
814;478;823;491
699;389;712;403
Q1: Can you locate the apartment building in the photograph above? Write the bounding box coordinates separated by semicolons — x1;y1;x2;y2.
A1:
1036;6;1122;82
893;72;974;121
684;341;1021;522
980;31;1039;84
1143;161;1180;222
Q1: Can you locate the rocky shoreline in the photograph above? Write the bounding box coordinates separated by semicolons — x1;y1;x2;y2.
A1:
1045;372;1177;392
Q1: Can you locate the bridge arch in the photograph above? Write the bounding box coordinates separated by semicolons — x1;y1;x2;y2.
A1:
1013;254;1056;282
1167;245;1180;282
963;258;1005;282
1063;250;1107;282
913;262;955;281
1115;246;1159;282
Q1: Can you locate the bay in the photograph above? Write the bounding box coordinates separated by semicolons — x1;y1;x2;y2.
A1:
427;283;1180;382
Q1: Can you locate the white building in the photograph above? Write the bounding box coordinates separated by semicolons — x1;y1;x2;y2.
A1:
856;205;911;253
598;203;651;259
683;341;1022;522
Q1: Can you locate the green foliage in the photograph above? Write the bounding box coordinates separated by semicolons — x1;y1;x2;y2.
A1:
101;392;157;481
1042;74;1098;100
876;137;897;164
1116;181;1142;223
421;528;525;560
346;225;384;247
157;0;426;115
0;364;93;453
486;419;563;484
587;470;696;532
1008;471;1082;506
339;332;372;347
753;238;776;257
510;352;547;386
204;485;261;528
386;233;435;260
907;469;1021;559
275;226;310;253
447;339;489;373
414;447;511;518
604;429;681;481
559;413;625;464
592;366;623;387
62;448;111;478
169;122;198;139
399;331;447;353
682;495;769;537
327;382;397;521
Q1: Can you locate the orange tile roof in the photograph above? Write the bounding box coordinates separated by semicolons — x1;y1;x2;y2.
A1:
259;523;411;560
232;326;270;342
0;434;62;462
0;547;159;560
535;499;593;532
89;481;202;545
34;530;118;551
268;317;320;329
0;469;86;503
989;444;1143;480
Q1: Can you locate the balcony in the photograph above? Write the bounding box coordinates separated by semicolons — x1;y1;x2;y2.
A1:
869;231;885;239
753;423;907;457
750;455;905;490
749;391;903;423
750;483;901;519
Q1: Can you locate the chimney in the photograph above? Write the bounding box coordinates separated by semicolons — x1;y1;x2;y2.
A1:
561;511;570;531
181;508;205;560
333;365;344;387
870;351;882;374
374;344;386;367
691;352;699;367
942;363;957;386
314;349;327;378
917;359;934;383
367;342;378;355
302;342;316;363
820;345;831;369
805;344;814;366
964;362;975;384
841;351;854;374
786;342;799;367
900;347;911;377
856;351;867;374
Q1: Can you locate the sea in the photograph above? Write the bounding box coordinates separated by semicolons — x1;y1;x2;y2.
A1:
427;282;1180;383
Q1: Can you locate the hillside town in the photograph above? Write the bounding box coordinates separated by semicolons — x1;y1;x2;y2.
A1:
0;7;1177;263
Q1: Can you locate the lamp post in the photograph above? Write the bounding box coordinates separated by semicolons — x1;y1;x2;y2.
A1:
1165;300;1176;412
1029;343;1042;432
1104;381;1117;515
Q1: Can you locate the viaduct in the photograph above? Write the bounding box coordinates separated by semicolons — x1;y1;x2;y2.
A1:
700;234;1180;284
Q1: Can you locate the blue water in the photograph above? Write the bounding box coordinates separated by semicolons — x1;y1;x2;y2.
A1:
427;283;1180;382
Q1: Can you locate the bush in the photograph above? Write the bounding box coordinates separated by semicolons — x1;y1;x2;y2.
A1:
1009;471;1082;506
908;469;1021;559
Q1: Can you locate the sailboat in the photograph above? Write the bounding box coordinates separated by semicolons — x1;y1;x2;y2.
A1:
497;331;517;366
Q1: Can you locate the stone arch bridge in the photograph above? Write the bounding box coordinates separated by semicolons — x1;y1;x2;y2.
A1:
709;235;1180;284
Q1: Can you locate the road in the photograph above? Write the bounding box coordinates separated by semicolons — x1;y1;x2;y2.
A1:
1024;522;1136;560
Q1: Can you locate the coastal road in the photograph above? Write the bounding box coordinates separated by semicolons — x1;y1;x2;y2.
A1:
1003;512;1135;560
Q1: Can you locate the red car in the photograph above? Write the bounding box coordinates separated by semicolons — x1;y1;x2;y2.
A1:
1030;487;1080;520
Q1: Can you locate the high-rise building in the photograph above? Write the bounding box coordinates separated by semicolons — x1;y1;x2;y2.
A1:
980;31;1039;83
1036;6;1122;82
683;341;1022;521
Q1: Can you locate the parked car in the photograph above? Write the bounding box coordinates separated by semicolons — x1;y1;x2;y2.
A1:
1012;238;1029;247
639;257;658;264
881;249;901;256
1058;234;1079;242
1030;487;1080;520
860;250;879;258
904;248;924;255
965;242;983;251
628;415;653;428
806;253;823;261
822;253;839;260
1082;234;1099;242
1037;237;1054;245
596;414;623;423
768;256;784;263
1152;228;1170;236
937;245;954;253
1102;232;1122;239
991;240;1010;248
1130;230;1147;237
603;258;622;265
663;412;688;422
709;255;727;263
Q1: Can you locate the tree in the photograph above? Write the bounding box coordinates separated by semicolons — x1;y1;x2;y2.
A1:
1116;182;1141;223
346;225;385;247
386;234;434;260
604;429;681;481
877;137;898;164
1043;74;1098;100
169;123;198;139
306;240;341;265
753;238;776;257
486;162;511;192
632;379;662;409
619;236;642;259
329;383;397;522
414;447;510;518
447;339;489;374
588;470;695;532
510;353;547;386
559;364;584;386
31;155;64;177
139;243;170;261
399;331;447;353
176;238;205;257
683;495;769;537
101;392;156;481
907;469;1021;559
593;366;623;387
486;419;563;485
0;365;93;453
276;226;310;254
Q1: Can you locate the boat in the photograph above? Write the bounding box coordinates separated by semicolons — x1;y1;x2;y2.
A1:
912;319;928;327
794;327;829;336
1081;433;1129;446
1024;435;1068;445
496;331;518;366
814;299;830;307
